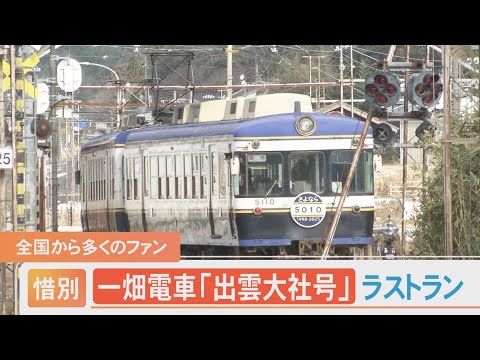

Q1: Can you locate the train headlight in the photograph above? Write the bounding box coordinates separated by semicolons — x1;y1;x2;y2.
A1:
252;139;261;149
295;115;316;136
352;205;361;214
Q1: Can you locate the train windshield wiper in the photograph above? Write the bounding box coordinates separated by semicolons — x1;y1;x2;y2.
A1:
264;179;278;199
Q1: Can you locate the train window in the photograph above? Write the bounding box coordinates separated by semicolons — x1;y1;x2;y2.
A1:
172;108;178;124
188;105;200;123
99;164;101;201
194;154;199;171
159;155;166;199
211;152;218;196
200;176;205;198
230;102;237;115
84;163;87;202
135;157;141;200
219;153;226;198
99;160;102;200
102;161;105;200
109;157;113;200
329;150;373;194
235;152;284;197
248;100;256;113
177;108;184;123
121;158;125;200
192;154;199;199
98;160;102;201
95;159;98;200
106;154;113;199
288;152;325;195
101;160;104;200
149;156;158;199
93;160;96;201
95;160;99;201
184;154;192;199
143;157;149;198
81;163;84;203
175;155;182;199
175;178;180;198
200;153;207;199
167;155;174;199
158;180;162;199
89;160;93;201
126;158;133;200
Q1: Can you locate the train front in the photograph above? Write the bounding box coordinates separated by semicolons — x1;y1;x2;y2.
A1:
231;112;375;256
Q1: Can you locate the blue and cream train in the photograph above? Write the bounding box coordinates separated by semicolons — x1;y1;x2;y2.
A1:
79;93;375;256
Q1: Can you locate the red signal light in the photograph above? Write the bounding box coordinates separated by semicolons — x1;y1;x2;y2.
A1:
35;116;52;139
415;83;426;95
376;93;388;105
423;94;433;106
374;74;388;86
366;84;379;96
423;74;434;85
385;83;397;95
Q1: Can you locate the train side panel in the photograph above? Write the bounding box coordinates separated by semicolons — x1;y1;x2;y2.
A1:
124;135;238;247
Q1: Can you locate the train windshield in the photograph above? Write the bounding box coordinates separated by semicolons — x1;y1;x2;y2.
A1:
330;150;374;194
235;152;284;197
233;150;373;197
288;152;325;195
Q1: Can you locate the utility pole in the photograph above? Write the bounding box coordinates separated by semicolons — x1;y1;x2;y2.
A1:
303;55;326;110
0;48;6;315
226;45;233;99
21;46;38;232
321;105;374;259
339;45;344;114
349;45;354;116
13;46;27;233
422;46;430;186
10;45;17;232
443;45;453;257
401;45;410;255
50;45;58;232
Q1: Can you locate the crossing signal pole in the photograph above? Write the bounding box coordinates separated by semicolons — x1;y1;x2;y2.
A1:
49;45;58;232
370;45;445;257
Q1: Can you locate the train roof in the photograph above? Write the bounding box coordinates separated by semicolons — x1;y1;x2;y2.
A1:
124;112;373;144
80;128;132;150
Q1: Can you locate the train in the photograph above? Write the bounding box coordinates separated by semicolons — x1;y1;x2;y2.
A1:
79;93;375;256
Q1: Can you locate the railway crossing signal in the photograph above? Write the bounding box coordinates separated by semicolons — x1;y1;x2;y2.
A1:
34;115;52;139
407;71;443;109
364;71;401;110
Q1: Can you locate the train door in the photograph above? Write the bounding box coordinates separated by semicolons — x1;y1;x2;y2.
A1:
81;156;89;230
105;151;111;232
140;150;147;231
207;144;234;244
125;151;144;231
